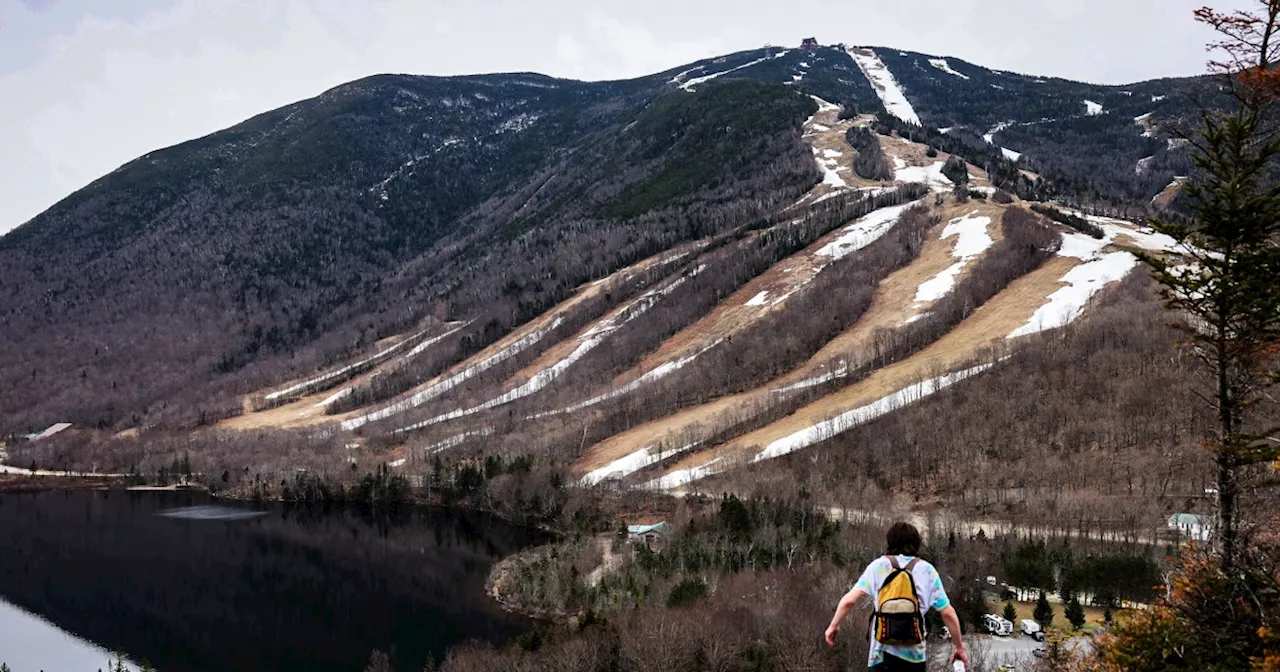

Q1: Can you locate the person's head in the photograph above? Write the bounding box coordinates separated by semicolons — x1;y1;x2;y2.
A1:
886;522;921;556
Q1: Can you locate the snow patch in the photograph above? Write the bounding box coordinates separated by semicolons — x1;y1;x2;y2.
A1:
421;428;495;455
393;268;705;433
928;58;970;79
1152;94;1167;102
680;50;789;91
314;387;353;409
1134;112;1156;137
745;291;771;307
848;48;920;125
1001;147;1023;161
816;202;915;260
340;318;565;430
752;363;994;462
537;339;725;418
581;440;701;486
1007;252;1138;338
645;458;725;491
668;65;705;84
911;212;994;305
1084;100;1104;115
1136;155;1155;175
266;327;437;401
771;365;849;395
893;157;953;191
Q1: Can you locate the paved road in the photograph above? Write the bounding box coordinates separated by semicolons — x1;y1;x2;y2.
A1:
972;634;1091;669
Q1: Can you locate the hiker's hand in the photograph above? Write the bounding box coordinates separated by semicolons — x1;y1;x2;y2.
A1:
824;622;839;648
950;645;969;668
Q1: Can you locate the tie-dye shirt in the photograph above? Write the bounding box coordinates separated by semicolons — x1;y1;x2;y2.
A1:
853;555;950;667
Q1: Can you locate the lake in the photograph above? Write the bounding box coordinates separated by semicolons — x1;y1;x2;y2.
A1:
0;490;545;672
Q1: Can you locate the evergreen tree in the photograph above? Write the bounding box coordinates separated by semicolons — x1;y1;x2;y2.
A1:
1103;603;1114;624
1065;593;1087;631
1034;591;1055;630
1003;600;1018;623
1142;0;1280;571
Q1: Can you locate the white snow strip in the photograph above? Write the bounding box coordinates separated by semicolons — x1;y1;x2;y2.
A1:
668;65;705;84
1084;100;1104;115
1007;252;1138;338
928;58;971;79
421;428;496;455
771;364;849;394
822;149;843;159
810;123;831;132
340;318;565;430
314;387;353;409
809;95;840;113
1152;95;1167;102
266;327;436;401
1057;230;1111;260
581;440;702;486
1001;147;1023;161
752;363;994;462
912;212;994;304
393;269;704;433
388;458;407;468
680;51;789;91
404;322;468;359
535;339;726;418
983;121;1013;145
816;147;849;189
645;458;725;491
1134;112;1157;138
817;202;915;260
745;291;771;307
848;48;920;125
1136;155;1155;175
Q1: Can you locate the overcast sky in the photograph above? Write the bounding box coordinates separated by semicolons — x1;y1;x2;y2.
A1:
0;0;1240;235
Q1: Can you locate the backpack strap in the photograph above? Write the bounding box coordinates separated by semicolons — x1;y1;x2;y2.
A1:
887;555;901;570
903;557;920;572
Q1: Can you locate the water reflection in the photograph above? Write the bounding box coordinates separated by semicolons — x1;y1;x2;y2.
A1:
0;597;138;671
157;504;268;521
0;491;544;672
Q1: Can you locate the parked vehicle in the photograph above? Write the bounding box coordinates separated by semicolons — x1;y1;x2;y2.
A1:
982;614;1014;636
1021;619;1046;641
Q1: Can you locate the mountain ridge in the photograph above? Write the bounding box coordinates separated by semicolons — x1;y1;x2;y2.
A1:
0;39;1208;437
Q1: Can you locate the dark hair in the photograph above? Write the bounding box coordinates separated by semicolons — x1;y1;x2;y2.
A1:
886;522;922;556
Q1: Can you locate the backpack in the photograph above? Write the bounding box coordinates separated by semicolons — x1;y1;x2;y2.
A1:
872;556;925;646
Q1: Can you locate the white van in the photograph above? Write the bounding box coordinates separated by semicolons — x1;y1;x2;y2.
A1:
1021;619;1045;641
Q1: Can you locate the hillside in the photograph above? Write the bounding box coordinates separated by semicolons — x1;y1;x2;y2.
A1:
1;39;1226;527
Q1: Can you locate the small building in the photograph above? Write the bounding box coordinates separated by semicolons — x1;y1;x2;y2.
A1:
627;521;670;547
1167;513;1212;541
800;38;820;53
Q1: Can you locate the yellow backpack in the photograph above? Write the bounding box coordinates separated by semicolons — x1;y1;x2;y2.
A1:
873;556;925;645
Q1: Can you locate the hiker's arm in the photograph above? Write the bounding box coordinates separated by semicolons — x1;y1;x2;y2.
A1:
939;605;969;666
824;586;868;647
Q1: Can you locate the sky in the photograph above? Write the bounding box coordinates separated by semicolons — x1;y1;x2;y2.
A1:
0;0;1241;235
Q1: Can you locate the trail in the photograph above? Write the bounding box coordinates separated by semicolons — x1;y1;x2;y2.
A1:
573;201;1006;482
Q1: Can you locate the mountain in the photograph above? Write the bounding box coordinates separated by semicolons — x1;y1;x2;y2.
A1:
1;39;1211;457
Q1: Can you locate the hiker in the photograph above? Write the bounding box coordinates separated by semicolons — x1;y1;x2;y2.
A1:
824;522;968;671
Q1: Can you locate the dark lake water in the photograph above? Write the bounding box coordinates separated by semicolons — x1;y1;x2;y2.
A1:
0;491;545;672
